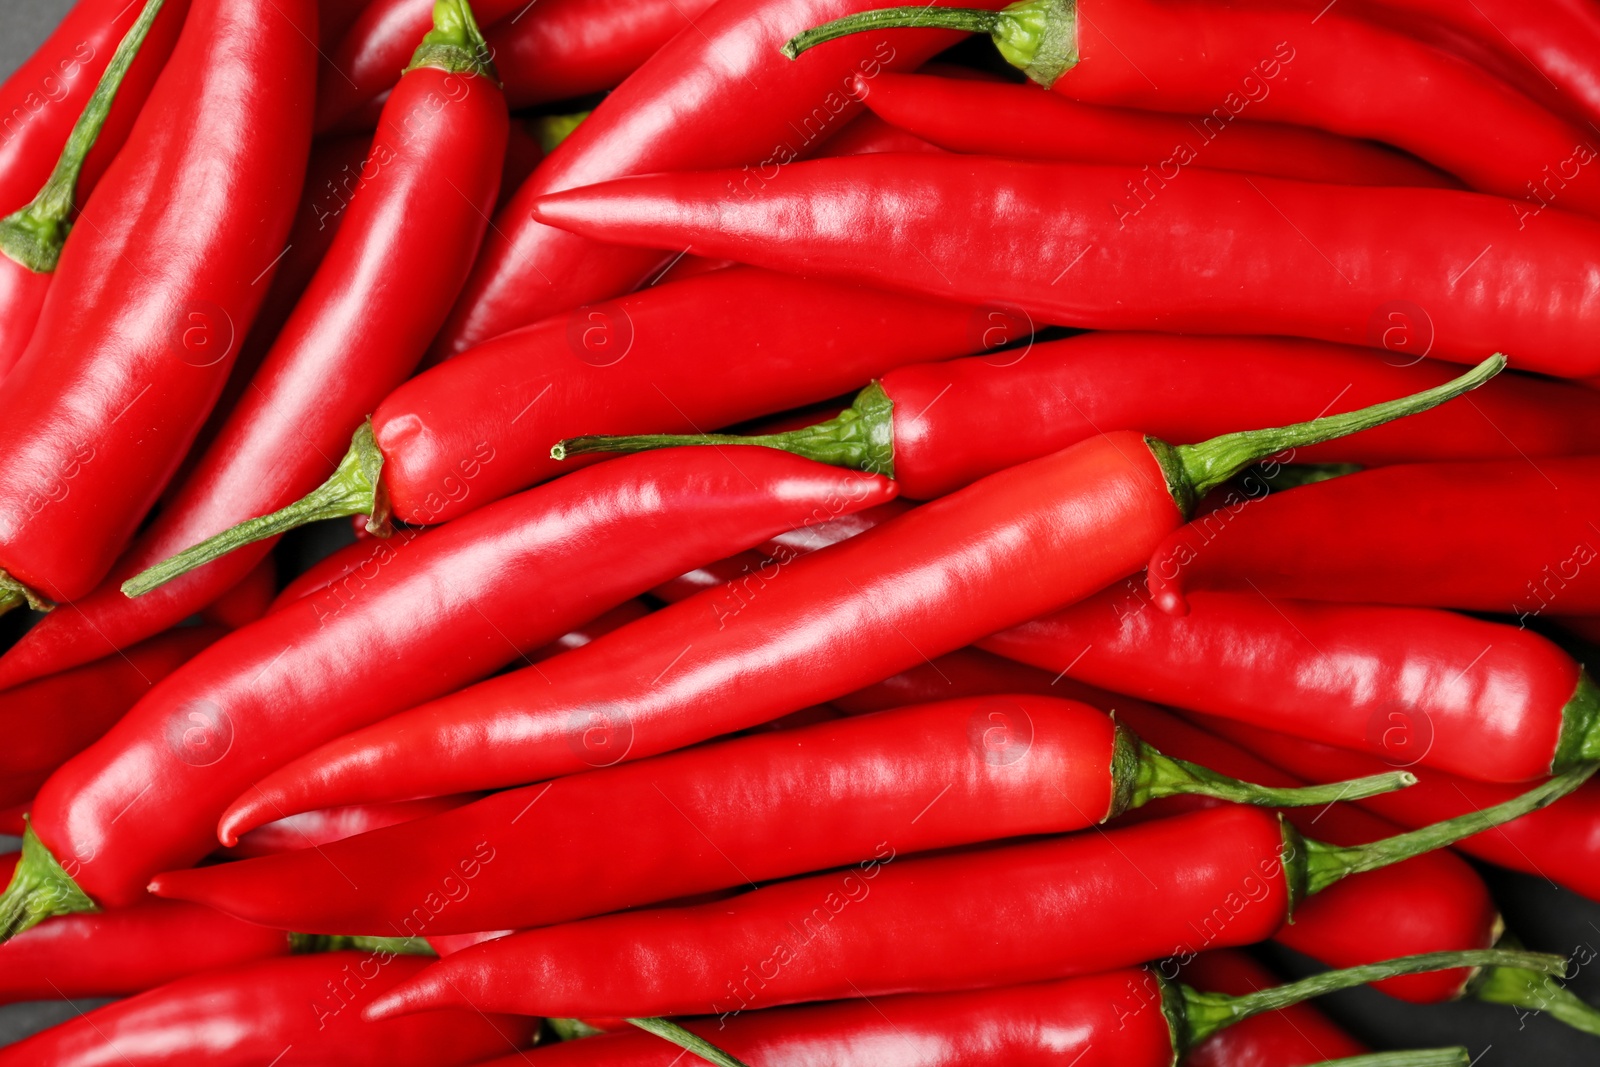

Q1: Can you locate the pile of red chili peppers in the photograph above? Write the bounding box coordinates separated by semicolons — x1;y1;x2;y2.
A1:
1;0;1599;1062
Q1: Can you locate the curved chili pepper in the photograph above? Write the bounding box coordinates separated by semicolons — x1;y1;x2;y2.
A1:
530;154;1600;378
0;450;890;938
216;361;1498;830
0;0;316;612
360;784;1581;1019
321;0;374;47
431;0;1010;361
786;0;1600;216
0;0;171;379
1142;458;1600;618
149;694;1408;935
198;555;278;630
0;952;537;1066
1183;950;1369;1067
813;109;941;155
557;332;1600;500
114;268;982;586
0;0;187;216
0;626;221;810
1200;714;1600;905
456;955;1529;1067
858;71;1450;186
222;794;479;859
0;6;504;683
982;585;1600;782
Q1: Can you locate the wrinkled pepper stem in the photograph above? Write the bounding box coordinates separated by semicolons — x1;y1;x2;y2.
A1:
0;821;96;942
1304;1053;1468;1067
408;0;499;80
627;1017;751;1067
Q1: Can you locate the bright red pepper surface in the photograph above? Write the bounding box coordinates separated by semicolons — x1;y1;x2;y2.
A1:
528;155;1600;378
222;794;478;859
26;450;891;908
0;0;316;603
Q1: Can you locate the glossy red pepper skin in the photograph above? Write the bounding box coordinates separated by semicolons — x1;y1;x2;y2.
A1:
0;627;221;809
1144;459;1600;618
1116;703;1498;1004
0;49;503;687
486;0;720;110
1182;950;1369;1067
0;0;315;605
366;805;1295;1018
0;260;50;384
984;585;1596;782
530;155;1600;378
198;555;278;630
154;695;1166;934
1055;0;1600;213
431;0;1008;360
222;794;478;859
1202;715;1600;903
0;0;188;215
468;972;1177;1067
21;450;891;910
222;432;1184;825
376;267;984;527
0;953;536;1066
862;71;1450;186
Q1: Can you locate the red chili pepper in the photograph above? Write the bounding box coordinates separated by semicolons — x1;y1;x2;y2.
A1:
430;0;1011;360
96;268;981;594
0;0;187;216
221;794;479;859
0;450;889;936
0;952;537;1066
787;0;1600;216
557;332;1600;501
455;955;1528;1067
0;0;316;611
498;116;543;211
0;0;172;379
982;585;1600;782
817;109;941;155
1182;950;1369;1067
858;71;1451;186
0;6;504;683
216;362;1497;829
1143;458;1600;619
149;694;1407;936
529;153;1600;378
1198;714;1600;905
358;786;1581;1020
0;626;221;810
198;555;278;630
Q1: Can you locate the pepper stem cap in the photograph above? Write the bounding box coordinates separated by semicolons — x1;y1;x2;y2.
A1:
407;0;499;80
0;821;97;943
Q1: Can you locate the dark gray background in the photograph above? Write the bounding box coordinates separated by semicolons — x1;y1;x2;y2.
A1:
2;1;1599;1061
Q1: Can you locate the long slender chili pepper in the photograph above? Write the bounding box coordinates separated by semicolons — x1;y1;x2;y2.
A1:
857;72;1451;186
459;958;1519;1067
360;777;1583;1020
556;332;1600;500
529;155;1600;378
0;9;504;680
108;268;983;593
0;627;221;809
222;794;479;858
785;0;1600;216
1183;950;1369;1067
219;365;1498;839
0;0;316;611
0;953;537;1066
0;451;890;937
430;0;1010;361
982;585;1600;782
1142;458;1600;618
321;0;373;47
0;0;187;216
199;555;278;629
1199;714;1600;905
149;695;1409;935
0;0;170;379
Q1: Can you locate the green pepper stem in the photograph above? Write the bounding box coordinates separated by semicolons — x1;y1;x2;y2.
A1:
782;0;1080;87
0;569;51;616
407;0;499;80
1178;949;1567;1047
122;422;391;598
1153;355;1504;515
1553;671;1600;773
288;932;436;956
1473;937;1600;1037
534;111;591;154
549;1018;606;1041
1122;730;1414;813
553;381;897;477
0;821;97;943
1304;1051;1468;1067
1302;761;1598;896
0;0;166;273
626;1018;751;1067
